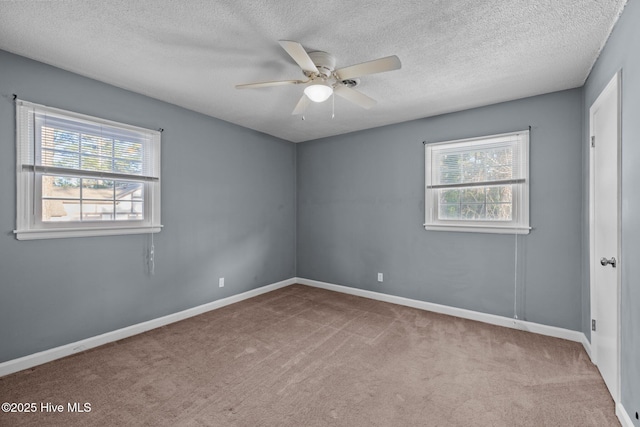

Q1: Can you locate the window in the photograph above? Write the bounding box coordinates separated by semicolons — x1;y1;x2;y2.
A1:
424;130;529;234
15;100;161;240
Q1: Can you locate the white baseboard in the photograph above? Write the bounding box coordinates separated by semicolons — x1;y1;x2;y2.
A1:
0;276;595;380
296;277;588;346
581;332;592;359
0;277;296;378
617;402;635;427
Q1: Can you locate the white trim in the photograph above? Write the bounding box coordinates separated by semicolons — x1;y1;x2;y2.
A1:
16;99;159;135
0;278;296;378
426;129;530;148
15;225;163;240
296;277;586;344
581;333;592;360
424;224;531;234
0;276;594;381
616;402;635;427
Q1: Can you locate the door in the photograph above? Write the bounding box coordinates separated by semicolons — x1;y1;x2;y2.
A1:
589;71;620;403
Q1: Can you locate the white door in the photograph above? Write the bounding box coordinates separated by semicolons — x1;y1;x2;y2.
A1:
589;71;620;403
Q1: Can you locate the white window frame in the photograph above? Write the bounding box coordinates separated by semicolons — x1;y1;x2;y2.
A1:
424;130;530;234
15;100;162;240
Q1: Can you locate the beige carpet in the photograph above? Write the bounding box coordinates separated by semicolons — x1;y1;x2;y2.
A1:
0;284;618;426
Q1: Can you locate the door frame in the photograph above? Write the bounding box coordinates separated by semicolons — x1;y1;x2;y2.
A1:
588;69;621;403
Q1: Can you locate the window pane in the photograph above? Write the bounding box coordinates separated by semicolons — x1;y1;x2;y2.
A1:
116;202;143;221
114;140;143;161
439;189;460;204
461;188;485;203
115;182;144;221
42;199;81;222
82;179;114;200
439;153;461;184
439;204;460;220
41;149;80;169
41;127;80;152
485;147;513;180
81;155;113;172
115;181;143;197
461;151;486;182
81;134;113;156
82;201;114;221
131;187;143;200
114;159;142;175
486;203;512;220
42;176;80;199
460;203;485;219
486;185;512;203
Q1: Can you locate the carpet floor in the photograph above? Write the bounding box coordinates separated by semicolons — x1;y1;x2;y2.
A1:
0;284;618;426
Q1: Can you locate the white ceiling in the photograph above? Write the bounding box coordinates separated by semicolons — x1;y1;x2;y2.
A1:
0;1;627;143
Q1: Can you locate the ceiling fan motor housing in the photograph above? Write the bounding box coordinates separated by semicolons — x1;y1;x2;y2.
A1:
341;78;360;88
307;51;336;78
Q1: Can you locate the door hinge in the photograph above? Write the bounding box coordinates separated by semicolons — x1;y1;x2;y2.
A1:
592;319;597;332
591;136;595;148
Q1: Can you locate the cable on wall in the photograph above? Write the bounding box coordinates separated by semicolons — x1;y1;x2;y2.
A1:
149;232;155;275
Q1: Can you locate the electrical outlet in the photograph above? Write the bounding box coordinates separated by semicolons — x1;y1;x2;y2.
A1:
219;277;224;288
377;273;383;282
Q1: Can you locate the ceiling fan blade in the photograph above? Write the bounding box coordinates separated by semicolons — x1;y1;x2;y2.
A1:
335;55;401;80
334;85;377;109
278;40;319;75
292;94;311;115
235;79;303;89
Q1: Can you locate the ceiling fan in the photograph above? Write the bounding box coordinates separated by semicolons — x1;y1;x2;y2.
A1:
236;40;401;115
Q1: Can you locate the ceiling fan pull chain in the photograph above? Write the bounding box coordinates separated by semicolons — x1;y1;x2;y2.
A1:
332;92;335;119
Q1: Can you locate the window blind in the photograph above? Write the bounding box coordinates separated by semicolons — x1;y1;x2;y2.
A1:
427;132;527;190
17;100;160;182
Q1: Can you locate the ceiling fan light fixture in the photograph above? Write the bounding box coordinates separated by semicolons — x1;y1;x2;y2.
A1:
304;83;333;103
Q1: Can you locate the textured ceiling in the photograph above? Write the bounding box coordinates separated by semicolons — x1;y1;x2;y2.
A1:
0;1;627;143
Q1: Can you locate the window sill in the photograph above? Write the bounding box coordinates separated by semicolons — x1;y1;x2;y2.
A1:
14;225;162;240
424;223;531;235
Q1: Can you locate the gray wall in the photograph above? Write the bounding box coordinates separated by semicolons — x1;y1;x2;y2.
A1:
584;0;640;422
297;89;583;331
0;50;296;362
